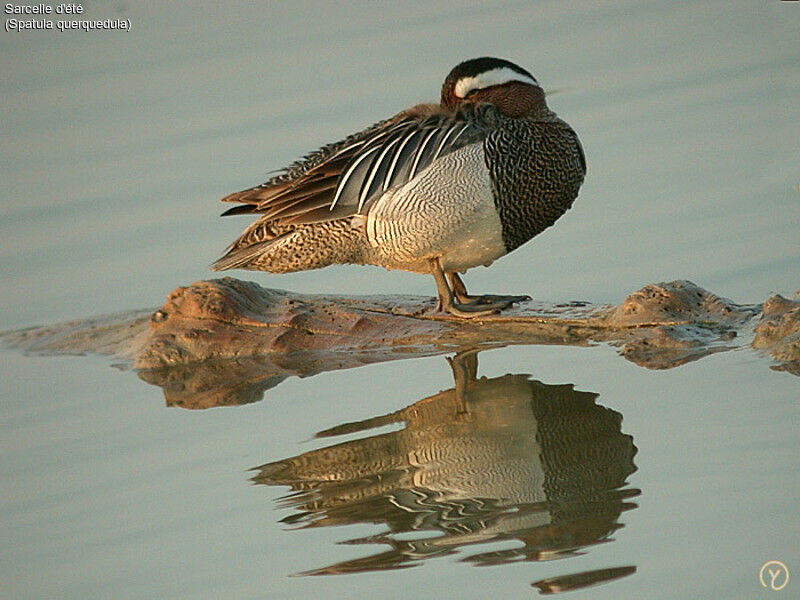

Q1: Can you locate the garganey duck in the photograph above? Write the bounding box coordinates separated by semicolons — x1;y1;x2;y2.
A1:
212;57;586;318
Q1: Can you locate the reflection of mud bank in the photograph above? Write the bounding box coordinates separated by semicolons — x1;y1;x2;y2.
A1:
753;294;800;375
2;279;798;405
253;352;639;580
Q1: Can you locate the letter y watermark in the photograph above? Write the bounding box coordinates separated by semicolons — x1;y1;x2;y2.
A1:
760;561;790;591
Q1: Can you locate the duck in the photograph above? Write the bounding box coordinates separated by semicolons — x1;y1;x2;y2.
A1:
212;57;586;318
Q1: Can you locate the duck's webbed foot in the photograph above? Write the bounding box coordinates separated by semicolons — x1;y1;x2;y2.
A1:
431;260;519;318
448;272;531;308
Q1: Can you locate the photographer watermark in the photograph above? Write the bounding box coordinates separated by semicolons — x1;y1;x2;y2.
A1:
759;561;790;592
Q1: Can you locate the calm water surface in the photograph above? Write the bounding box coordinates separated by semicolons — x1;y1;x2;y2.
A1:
1;2;798;598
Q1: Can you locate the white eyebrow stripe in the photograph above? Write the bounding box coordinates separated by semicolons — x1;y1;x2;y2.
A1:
454;67;538;98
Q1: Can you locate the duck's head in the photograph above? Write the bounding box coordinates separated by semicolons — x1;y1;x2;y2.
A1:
440;57;546;118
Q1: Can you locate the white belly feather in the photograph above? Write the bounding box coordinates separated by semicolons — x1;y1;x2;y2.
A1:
365;144;507;274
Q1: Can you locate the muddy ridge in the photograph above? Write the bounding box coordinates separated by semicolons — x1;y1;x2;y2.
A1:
2;278;797;408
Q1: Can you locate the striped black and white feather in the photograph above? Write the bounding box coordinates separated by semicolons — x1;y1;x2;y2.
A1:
219;108;487;226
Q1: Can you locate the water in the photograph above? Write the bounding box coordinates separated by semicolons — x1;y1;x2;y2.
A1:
1;1;798;598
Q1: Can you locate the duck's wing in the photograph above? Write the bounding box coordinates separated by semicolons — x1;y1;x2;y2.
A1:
219;104;488;226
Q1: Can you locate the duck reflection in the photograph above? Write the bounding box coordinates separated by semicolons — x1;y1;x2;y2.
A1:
253;351;639;581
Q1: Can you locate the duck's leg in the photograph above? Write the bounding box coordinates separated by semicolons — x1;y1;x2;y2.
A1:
448;272;531;307
430;258;498;318
446;349;479;416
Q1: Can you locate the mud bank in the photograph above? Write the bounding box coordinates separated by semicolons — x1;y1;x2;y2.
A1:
2;278;797;408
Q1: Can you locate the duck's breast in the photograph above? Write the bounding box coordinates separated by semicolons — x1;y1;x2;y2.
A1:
365;144;506;273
